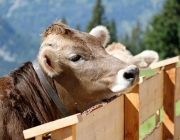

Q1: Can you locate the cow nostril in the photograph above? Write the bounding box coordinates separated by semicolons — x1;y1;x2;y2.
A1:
123;72;135;80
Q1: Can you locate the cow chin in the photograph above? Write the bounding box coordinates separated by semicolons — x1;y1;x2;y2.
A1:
110;65;139;93
103;86;135;100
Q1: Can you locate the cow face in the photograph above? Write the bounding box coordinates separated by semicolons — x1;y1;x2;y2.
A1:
37;21;139;110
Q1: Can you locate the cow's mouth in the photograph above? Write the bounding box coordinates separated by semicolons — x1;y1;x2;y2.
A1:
102;95;119;102
110;65;139;93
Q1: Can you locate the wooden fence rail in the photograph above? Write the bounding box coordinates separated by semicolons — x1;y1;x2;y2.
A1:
23;56;180;140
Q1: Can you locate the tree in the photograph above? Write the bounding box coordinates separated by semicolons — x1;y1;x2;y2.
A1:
143;0;180;59
86;0;106;32
130;20;144;54
75;24;81;31
61;16;67;24
106;19;117;45
120;20;144;55
86;0;117;45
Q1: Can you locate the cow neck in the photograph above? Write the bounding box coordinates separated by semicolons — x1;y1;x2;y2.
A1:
32;59;71;117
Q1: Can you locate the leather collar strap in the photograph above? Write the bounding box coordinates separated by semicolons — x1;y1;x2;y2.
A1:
32;60;71;117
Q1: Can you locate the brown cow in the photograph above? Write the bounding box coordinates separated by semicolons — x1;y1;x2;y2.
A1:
0;22;139;140
105;42;159;69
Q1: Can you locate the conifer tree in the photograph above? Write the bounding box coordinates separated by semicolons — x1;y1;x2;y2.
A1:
75;24;81;31
61;16;67;24
120;20;144;55
86;0;106;32
106;20;117;45
143;0;180;59
86;0;117;45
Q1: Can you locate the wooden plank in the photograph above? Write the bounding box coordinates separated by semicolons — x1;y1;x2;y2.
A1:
143;122;163;140
150;56;180;69
76;95;124;140
124;85;139;140
163;64;175;139
23;113;82;139
35;135;43;140
139;76;146;84
139;72;164;125
51;125;76;140
155;110;160;125
174;115;180;139
175;67;180;101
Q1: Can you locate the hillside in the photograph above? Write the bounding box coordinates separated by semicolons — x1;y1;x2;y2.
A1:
0;0;165;76
0;16;39;76
0;0;165;36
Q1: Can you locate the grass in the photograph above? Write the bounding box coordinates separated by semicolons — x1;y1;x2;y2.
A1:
140;68;157;77
139;68;180;139
176;100;180;116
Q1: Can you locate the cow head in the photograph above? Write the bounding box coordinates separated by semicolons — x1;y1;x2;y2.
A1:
106;42;159;69
37;21;139;112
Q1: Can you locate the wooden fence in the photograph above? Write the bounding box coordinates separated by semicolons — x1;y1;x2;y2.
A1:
23;56;180;140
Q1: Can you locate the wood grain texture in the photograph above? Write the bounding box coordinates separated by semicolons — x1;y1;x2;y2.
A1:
35;135;43;140
163;64;175;139
174;115;180;139
51;125;76;140
76;95;124;140
139;72;164;125
124;85;139;140
175;67;180;101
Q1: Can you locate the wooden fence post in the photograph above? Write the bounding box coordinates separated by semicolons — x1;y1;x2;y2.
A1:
174;67;180;139
163;64;176;139
124;85;139;140
51;124;76;140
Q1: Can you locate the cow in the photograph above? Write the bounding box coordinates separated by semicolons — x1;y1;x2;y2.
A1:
105;42;159;69
0;21;139;140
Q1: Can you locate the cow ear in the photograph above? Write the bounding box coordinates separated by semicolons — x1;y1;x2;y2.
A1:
38;47;60;77
134;50;159;69
89;26;110;47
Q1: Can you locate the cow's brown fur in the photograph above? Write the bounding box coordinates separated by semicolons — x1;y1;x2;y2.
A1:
0;62;62;140
41;22;72;40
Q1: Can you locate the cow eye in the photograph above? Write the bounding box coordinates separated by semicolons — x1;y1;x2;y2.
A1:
69;54;83;62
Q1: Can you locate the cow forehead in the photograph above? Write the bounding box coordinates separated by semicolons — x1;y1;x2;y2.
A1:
41;21;104;53
41;31;104;54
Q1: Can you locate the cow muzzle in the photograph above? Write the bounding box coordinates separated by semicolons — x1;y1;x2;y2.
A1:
110;65;139;93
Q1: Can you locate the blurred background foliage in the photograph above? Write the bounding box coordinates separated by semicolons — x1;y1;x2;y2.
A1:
0;0;180;76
